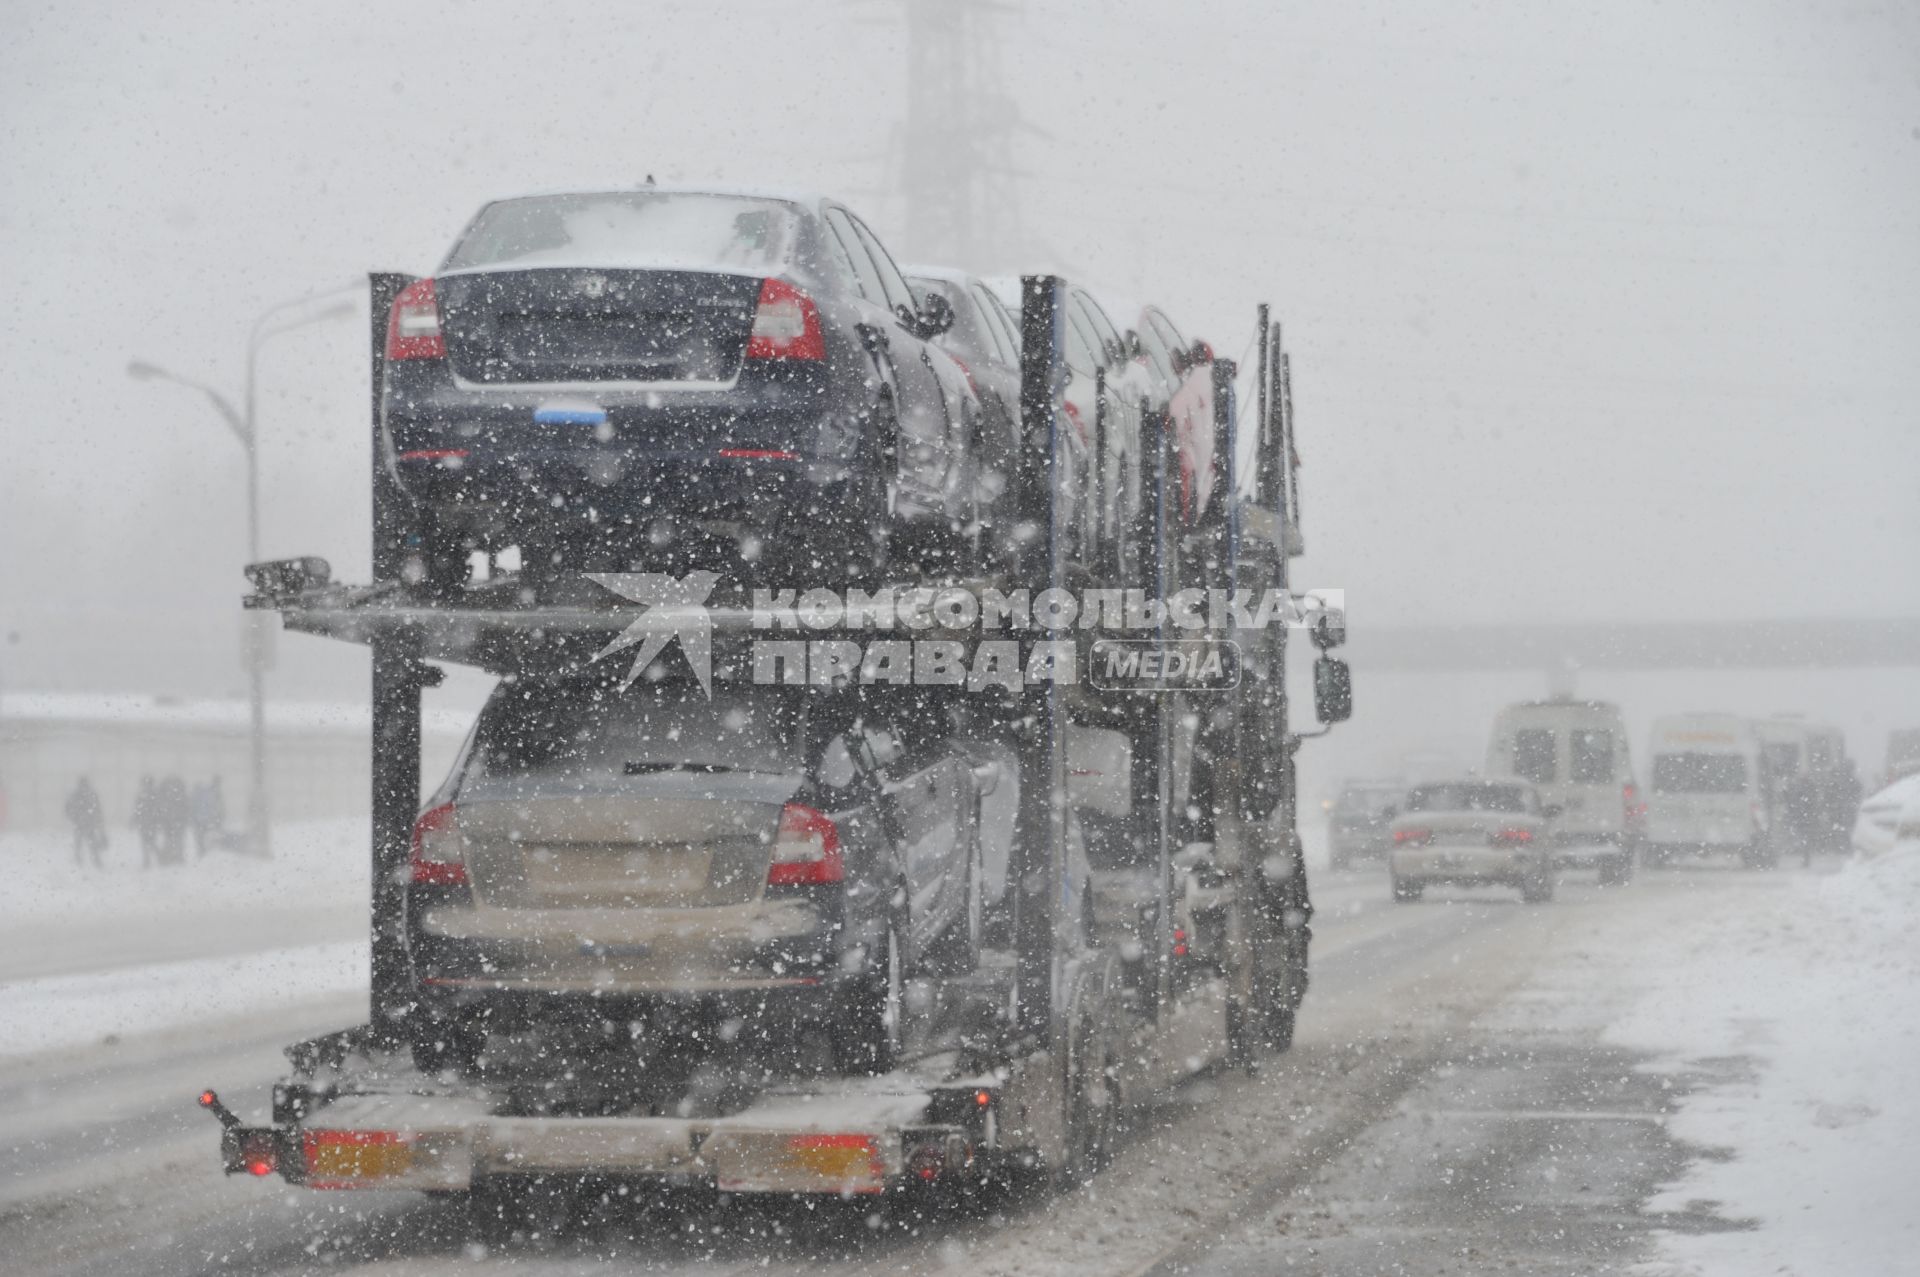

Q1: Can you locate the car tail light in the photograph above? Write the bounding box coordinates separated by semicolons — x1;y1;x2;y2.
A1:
767;803;843;885
1393;828;1431;846
745;277;825;360
386;278;445;361
409;802;467;886
1623;783;1647;819
1491;827;1535;846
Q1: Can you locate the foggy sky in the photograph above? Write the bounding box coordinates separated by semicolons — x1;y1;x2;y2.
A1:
3;0;1916;760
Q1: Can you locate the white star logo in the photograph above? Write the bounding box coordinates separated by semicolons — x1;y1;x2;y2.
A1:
586;571;721;697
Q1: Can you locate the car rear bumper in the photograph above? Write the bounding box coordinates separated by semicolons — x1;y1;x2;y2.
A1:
1390;846;1546;883
383;366;869;533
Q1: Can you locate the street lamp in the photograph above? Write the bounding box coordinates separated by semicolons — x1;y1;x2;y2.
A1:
129;286;357;858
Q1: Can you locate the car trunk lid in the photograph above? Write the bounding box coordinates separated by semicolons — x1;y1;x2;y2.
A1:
436;268;761;385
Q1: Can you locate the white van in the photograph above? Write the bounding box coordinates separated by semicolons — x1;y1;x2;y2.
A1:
1485;700;1638;884
1645;713;1772;866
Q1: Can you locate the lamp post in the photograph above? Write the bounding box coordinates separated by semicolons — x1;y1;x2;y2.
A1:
129;287;356;858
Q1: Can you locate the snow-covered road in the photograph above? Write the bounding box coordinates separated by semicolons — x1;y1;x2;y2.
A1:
1;857;1912;1276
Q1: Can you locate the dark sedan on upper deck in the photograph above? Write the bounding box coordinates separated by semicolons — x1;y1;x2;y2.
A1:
380;188;981;591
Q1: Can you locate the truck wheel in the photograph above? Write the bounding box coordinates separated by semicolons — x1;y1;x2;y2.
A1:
1391;876;1424;903
1057;1023;1115;1188
832;917;904;1076
1520;873;1556;904
1741;836;1778;871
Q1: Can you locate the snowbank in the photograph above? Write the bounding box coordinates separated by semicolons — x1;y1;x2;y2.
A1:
1605;850;1920;1276
0;816;368;928
1850;773;1920;857
0;941;367;1059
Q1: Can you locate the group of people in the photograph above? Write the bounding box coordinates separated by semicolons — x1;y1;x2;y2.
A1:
62;775;228;868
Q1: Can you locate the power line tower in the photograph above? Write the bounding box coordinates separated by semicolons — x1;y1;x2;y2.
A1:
897;0;1023;266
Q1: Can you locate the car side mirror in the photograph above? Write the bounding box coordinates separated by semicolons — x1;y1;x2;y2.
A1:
915;290;955;339
1313;656;1353;725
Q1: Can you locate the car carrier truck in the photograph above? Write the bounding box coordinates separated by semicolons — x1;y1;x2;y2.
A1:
198;276;1350;1216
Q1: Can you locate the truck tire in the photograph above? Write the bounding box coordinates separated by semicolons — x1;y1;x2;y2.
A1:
1391;876;1424;903
831;915;904;1076
1520;872;1556;904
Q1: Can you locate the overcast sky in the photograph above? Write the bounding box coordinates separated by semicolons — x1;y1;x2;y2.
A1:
2;0;1916;755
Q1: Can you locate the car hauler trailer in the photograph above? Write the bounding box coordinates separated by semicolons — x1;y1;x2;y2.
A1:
200;274;1347;1205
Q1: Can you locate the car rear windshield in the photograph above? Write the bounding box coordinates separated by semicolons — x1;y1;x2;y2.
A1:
1652;752;1749;794
464;680;804;785
1511;729;1557;784
444;192;801;273
1405;784;1530;813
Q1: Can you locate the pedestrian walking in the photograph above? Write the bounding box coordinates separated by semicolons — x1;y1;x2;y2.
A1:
64;776;108;868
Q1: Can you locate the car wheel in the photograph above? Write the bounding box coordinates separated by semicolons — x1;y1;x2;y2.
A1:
1391;876;1424;903
1520;873;1556;904
832;915;904;1076
409;1007;485;1079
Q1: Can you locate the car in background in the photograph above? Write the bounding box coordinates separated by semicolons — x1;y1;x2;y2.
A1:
403;677;986;1080
1387;779;1556;903
1485;699;1640;885
1101;298;1222;528
1644;713;1772;867
1756;715;1855;855
380;187;980;591
1326;781;1404;870
905;266;1026;566
1851;773;1920;857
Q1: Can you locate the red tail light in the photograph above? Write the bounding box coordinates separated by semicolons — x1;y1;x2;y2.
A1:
767;803;844;885
745;278;825;361
1623;783;1647;819
386;278;445;361
409;801;467;886
1393;828;1431;846
1491;827;1535;846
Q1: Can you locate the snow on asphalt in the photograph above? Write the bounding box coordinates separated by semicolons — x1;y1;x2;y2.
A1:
0;817;367;930
0;819;370;1057
1504;851;1920;1276
0;940;367;1060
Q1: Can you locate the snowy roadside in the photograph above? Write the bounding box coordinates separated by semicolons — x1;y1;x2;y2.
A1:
0;941;368;1060
1503;853;1920;1276
0;816;368;930
0;818;370;1058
